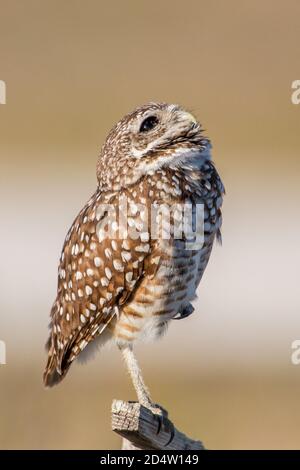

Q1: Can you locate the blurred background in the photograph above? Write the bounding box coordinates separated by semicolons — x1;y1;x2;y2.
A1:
0;0;300;449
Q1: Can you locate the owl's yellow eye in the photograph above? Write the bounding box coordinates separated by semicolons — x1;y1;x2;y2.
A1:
139;116;159;133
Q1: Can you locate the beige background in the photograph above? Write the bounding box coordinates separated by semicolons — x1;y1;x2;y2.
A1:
0;0;300;449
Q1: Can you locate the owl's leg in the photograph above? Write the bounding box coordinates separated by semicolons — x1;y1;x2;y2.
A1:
120;344;175;441
120;344;161;415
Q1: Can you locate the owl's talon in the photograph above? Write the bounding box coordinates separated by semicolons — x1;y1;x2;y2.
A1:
154;412;175;445
155;413;163;435
164;419;175;446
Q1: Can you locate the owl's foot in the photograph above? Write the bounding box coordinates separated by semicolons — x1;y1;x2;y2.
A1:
173;303;194;320
141;401;163;416
151;405;174;442
141;402;175;442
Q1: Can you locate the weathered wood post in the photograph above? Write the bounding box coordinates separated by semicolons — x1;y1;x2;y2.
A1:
111;399;205;450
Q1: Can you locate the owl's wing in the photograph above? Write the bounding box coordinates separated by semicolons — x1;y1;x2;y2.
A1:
44;190;159;386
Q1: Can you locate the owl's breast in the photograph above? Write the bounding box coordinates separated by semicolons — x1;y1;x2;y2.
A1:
112;163;224;346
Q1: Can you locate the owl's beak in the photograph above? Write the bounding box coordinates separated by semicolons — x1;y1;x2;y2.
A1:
180;111;199;129
180;111;198;126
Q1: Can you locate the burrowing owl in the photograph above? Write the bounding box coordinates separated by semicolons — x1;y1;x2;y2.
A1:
44;102;224;411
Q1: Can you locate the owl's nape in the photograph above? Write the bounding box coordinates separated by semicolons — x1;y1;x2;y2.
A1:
44;102;224;415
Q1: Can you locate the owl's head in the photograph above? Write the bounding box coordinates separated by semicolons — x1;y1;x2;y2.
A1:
97;102;211;189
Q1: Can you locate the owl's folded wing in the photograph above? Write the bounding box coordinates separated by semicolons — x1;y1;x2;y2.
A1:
43;190;158;386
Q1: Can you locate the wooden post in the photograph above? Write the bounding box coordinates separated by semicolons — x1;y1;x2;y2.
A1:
111;399;205;450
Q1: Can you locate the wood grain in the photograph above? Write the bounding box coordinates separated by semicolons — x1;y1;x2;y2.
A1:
111;399;205;450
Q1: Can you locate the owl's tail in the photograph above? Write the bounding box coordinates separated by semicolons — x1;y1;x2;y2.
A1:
43;356;63;387
43;336;70;387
